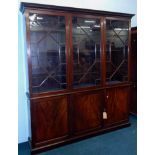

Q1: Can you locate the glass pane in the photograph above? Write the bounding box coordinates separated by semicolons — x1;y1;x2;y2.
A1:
106;20;129;84
29;13;67;93
72;17;101;88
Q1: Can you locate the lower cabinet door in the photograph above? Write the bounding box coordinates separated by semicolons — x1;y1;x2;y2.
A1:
104;86;129;126
31;95;68;146
71;91;103;134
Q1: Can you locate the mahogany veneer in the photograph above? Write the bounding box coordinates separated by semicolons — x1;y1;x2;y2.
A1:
20;2;134;154
71;91;103;133
104;87;129;126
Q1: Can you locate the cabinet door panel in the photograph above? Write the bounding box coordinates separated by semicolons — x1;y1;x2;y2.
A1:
71;91;103;133
104;87;129;126
72;16;101;88
31;96;68;144
106;19;129;83
29;13;67;93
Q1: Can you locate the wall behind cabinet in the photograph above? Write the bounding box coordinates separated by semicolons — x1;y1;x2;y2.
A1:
18;12;29;143
18;0;137;143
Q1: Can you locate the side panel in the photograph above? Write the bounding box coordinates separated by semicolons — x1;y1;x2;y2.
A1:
130;85;137;115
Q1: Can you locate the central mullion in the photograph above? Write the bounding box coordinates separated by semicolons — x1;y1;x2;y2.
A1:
101;17;107;86
66;14;73;90
65;14;72;90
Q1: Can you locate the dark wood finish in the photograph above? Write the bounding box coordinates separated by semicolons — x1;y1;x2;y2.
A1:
20;3;134;154
69;14;74;90
131;27;137;33
65;14;71;89
130;85;137;115
128;20;132;82
29;83;132;100
31;122;130;154
25;9;70;97
20;2;134;18
130;27;137;115
71;91;103;134
104;86;129;126
31;96;68;147
131;27;137;82
25;10;32;95
105;17;130;84
101;17;106;86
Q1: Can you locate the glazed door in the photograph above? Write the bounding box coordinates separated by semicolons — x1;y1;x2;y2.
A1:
104;87;129;126
28;12;69;94
105;19;129;84
71;91;104;134
31;95;68;147
71;16;102;88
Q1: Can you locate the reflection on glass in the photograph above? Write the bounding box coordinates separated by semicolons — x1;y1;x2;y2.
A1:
106;20;129;84
72;17;101;88
29;13;67;93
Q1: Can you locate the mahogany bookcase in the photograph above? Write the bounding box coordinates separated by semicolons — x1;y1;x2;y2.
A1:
20;2;134;154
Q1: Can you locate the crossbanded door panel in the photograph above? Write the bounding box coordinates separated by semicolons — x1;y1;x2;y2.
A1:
71;91;103;134
104;87;129;126
31;96;68;146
